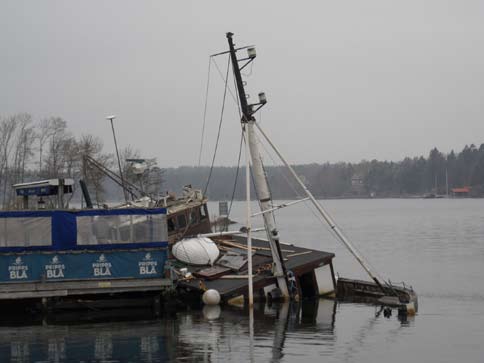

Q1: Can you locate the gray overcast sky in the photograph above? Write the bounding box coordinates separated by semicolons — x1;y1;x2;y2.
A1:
1;1;484;167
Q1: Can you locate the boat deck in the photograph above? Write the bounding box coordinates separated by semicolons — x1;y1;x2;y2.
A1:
175;235;335;302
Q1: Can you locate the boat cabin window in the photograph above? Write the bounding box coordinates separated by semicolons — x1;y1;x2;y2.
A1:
177;213;187;229
167;218;176;233
77;214;168;245
0;217;52;247
189;209;198;225
200;205;208;220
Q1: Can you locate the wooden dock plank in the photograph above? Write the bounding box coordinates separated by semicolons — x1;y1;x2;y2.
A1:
0;278;172;300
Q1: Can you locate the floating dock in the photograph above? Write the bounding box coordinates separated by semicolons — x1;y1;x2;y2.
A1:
0;206;172;313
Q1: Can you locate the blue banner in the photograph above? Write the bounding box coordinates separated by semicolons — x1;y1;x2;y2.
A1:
0;249;167;283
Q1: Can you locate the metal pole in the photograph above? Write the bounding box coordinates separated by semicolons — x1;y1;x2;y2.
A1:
254;122;385;291
251;197;310;217
107;116;128;203
245;128;254;307
198;228;265;238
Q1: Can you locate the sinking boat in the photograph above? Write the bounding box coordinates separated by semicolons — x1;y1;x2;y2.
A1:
167;32;418;314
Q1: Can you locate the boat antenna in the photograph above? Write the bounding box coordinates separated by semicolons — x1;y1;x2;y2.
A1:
226;32;290;298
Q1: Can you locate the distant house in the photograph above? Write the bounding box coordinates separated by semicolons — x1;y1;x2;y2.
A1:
451;186;471;197
351;174;365;195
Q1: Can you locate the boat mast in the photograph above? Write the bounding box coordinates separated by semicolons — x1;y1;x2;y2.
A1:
226;32;290;298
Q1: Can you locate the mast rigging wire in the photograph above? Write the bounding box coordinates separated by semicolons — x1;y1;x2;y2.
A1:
227;131;244;218
226;58;246;219
203;55;231;196
197;58;212;166
212;57;240;107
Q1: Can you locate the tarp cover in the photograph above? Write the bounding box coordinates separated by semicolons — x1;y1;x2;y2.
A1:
0;208;168;252
172;237;220;266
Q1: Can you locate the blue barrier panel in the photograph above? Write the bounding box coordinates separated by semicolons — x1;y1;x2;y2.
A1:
0;249;167;283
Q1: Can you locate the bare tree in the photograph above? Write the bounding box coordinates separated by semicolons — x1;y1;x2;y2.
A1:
17;117;36;183
0;114;119;208
78;134;112;205
37;118;54;176
0;116;18;207
62;136;80;178
44;118;69;178
8;114;36;203
37;117;68;178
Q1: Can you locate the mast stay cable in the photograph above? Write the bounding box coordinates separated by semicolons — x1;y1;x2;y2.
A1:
227;132;244;218
255;133;387;284
197;57;212;166
254;122;390;294
203;55;231;196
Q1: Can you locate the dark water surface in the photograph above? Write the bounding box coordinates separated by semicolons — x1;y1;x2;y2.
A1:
1;199;483;362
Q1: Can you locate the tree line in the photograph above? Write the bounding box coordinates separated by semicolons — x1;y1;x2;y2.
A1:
2;113;483;206
163;144;484;200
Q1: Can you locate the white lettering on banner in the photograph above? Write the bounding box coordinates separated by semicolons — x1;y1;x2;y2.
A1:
138;252;158;275
92;254;112;277
8;257;29;280
45;255;65;279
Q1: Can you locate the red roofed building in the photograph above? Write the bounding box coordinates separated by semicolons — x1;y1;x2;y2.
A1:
451;186;471;197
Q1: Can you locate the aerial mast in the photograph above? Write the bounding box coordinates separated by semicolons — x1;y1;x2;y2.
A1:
226;32;290;298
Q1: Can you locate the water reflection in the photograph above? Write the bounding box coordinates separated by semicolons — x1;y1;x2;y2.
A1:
0;299;412;362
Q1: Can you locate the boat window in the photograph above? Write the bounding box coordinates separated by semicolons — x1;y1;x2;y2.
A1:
177;213;187;229
200;205;208;220
0;217;52;247
77;214;168;245
167;218;175;233
189;209;198;224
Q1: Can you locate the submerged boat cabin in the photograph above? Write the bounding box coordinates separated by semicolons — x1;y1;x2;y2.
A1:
159;186;211;243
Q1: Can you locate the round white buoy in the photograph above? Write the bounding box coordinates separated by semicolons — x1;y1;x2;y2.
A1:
203;305;221;320
202;289;221;305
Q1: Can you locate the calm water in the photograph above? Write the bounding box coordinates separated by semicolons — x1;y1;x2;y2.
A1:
1;199;484;362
